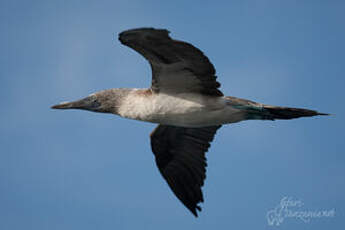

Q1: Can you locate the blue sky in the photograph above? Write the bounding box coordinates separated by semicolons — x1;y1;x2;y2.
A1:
1;0;344;229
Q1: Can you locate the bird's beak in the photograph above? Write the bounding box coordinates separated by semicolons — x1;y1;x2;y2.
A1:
51;101;77;109
51;96;100;111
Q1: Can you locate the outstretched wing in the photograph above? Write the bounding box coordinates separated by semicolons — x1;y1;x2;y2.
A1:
150;125;221;216
119;28;223;97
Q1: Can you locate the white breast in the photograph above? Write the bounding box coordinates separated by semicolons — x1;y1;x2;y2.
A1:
117;89;246;127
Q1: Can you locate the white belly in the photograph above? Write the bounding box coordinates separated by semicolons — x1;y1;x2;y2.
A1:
117;90;246;127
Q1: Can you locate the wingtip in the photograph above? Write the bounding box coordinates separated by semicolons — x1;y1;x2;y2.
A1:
118;27;171;43
189;205;201;217
191;210;198;218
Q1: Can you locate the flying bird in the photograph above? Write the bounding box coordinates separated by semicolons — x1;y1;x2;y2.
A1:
52;28;328;217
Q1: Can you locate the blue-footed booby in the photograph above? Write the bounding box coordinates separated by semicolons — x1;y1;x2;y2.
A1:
52;28;328;217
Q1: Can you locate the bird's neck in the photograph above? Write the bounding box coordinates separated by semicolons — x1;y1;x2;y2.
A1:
97;88;152;115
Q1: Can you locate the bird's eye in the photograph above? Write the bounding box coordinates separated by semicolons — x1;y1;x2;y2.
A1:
87;96;101;109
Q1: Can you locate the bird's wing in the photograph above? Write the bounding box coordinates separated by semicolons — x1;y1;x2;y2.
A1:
119;28;223;96
150;125;221;216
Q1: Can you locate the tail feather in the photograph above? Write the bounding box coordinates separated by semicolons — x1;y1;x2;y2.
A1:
263;105;329;120
225;96;329;121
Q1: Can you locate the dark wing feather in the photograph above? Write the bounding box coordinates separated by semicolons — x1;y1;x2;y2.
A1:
119;28;223;96
150;125;221;216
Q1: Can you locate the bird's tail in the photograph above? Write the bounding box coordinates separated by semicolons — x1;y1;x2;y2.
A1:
225;96;329;121
260;105;329;120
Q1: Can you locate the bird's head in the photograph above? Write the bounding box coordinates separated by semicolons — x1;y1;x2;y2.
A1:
51;89;129;114
51;93;103;112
